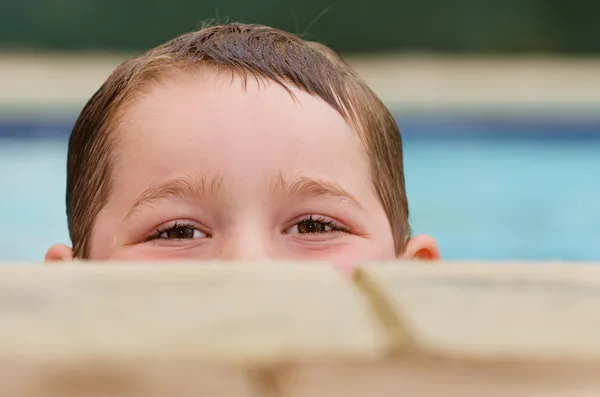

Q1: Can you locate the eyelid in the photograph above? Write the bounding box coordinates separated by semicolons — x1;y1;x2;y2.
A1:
147;219;207;239
284;214;351;233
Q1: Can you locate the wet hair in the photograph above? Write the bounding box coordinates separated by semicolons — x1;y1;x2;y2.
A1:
66;23;410;257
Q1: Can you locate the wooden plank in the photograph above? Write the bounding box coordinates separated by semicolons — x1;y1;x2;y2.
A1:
361;262;600;360
0;263;386;362
0;263;385;396
276;359;600;397
1;262;600;396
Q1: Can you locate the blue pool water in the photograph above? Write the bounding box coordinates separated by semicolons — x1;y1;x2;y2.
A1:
1;116;599;262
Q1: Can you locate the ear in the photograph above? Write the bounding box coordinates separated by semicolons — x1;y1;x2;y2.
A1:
399;235;440;261
45;244;74;262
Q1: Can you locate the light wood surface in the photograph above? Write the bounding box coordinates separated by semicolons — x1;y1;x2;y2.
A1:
1;262;600;396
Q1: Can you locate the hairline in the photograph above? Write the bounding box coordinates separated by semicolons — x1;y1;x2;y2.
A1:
72;32;408;257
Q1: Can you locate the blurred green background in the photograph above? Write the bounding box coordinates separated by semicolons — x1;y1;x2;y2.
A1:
1;0;598;54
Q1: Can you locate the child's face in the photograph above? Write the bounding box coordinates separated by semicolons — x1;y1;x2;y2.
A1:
49;69;439;266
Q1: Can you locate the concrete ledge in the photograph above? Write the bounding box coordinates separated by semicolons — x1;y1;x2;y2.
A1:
1;262;600;396
347;55;600;116
1;53;600;117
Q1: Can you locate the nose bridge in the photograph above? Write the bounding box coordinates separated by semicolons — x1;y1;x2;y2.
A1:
218;224;274;262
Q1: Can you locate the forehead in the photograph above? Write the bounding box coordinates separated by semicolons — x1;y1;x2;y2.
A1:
113;69;374;198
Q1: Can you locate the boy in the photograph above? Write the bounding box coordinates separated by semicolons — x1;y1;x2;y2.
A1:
46;23;440;266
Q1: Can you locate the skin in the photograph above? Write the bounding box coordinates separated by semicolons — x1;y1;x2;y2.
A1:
46;69;440;269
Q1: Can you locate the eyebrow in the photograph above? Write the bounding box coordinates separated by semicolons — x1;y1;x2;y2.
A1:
271;173;364;211
124;172;363;220
125;173;222;219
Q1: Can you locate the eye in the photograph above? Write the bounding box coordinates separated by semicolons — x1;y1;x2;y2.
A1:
285;215;349;235
149;222;208;241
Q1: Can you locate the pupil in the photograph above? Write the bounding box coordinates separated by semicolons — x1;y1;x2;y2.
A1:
168;227;194;239
298;220;325;234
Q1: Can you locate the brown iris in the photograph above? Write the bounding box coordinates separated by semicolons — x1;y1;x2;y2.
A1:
164;226;196;239
297;219;328;234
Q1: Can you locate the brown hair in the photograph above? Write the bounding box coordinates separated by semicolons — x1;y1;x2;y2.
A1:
66;23;410;258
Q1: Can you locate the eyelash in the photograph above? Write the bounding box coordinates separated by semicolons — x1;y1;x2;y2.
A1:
293;215;351;234
146;221;205;241
146;215;351;242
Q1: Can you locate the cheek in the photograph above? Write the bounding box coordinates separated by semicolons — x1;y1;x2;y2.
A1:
108;249;163;261
318;240;397;271
108;245;209;261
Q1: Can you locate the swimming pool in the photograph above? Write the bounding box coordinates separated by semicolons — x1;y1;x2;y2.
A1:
1;115;599;262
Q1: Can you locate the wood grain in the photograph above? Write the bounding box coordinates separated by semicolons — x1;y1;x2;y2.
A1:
1;262;600;396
